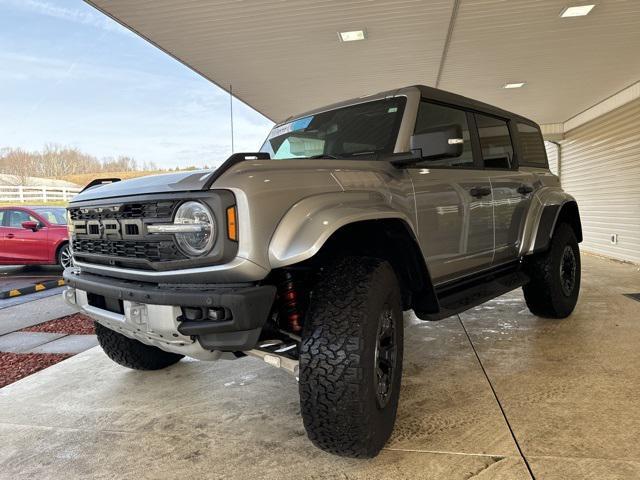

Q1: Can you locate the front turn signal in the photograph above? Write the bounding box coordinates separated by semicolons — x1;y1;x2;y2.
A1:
226;206;238;241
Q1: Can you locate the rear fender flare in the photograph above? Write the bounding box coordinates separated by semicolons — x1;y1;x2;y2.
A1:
521;188;582;256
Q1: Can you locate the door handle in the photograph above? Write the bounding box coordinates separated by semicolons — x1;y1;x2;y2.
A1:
6;233;15;239
469;186;491;198
517;184;534;195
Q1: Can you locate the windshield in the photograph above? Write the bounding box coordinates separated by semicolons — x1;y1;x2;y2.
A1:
260;97;406;159
33;207;67;225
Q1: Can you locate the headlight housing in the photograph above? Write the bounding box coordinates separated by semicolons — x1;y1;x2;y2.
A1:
173;201;216;257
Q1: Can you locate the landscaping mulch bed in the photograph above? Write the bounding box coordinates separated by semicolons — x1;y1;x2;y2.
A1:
21;313;95;335
0;352;71;388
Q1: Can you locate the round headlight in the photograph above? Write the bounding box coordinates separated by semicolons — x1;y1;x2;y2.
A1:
174;201;216;257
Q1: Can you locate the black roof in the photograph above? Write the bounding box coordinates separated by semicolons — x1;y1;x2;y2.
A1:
414;85;538;127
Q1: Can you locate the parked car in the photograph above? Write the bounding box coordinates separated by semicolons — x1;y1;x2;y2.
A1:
63;85;582;458
0;206;71;268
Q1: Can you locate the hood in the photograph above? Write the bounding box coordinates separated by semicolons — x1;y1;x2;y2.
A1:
70;157;399;204
70;170;214;203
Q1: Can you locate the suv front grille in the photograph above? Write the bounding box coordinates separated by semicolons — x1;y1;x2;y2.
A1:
73;239;184;262
69;201;177;221
69;200;186;264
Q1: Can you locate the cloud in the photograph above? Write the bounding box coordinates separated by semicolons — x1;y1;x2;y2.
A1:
1;0;129;34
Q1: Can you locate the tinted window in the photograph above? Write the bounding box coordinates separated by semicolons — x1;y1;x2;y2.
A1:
517;122;547;167
414;101;473;168
6;210;37;228
261;98;406;159
476;114;514;169
33;207;67;225
0;210;4;226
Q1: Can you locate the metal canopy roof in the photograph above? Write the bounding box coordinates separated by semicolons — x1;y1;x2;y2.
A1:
87;0;640;125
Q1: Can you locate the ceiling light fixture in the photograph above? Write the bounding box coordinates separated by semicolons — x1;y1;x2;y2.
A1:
503;82;526;89
560;5;595;17
338;30;366;42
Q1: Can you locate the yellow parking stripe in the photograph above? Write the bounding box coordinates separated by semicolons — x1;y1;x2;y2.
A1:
35;284;46;291
57;279;66;286
9;289;21;297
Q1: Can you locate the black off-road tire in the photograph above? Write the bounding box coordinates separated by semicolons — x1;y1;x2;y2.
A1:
299;257;404;458
95;322;183;370
523;222;581;318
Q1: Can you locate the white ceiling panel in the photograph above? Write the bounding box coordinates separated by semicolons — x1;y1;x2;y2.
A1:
87;0;640;124
439;0;640;124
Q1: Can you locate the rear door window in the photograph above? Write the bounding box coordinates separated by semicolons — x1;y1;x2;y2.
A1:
475;114;514;169
517;122;548;167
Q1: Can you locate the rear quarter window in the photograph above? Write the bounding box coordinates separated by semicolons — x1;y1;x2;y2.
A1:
517;122;548;168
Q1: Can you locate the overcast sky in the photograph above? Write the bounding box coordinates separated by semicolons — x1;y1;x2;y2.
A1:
0;0;274;169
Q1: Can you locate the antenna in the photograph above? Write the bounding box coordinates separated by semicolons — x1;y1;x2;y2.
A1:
229;84;235;153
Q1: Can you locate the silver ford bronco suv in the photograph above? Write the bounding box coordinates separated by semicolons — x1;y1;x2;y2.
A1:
63;85;582;458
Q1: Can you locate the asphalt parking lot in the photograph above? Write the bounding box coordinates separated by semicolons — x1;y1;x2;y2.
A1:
0;265;62;290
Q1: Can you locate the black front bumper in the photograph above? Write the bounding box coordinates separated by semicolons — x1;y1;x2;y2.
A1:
64;270;276;351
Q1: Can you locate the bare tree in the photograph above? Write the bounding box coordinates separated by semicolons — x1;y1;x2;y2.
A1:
0;148;38;185
0;145;157;183
103;155;138;172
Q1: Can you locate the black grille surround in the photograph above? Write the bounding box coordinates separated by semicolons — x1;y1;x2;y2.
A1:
68;191;239;272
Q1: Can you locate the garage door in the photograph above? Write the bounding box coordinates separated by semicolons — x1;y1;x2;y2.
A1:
544;141;559;176
560;98;640;264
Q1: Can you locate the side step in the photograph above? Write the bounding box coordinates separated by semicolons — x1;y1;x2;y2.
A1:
245;339;300;380
423;263;529;321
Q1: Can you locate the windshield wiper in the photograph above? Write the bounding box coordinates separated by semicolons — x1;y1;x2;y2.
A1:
348;151;376;157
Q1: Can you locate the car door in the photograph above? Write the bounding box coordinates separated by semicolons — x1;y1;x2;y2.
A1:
2;209;50;263
0;209;9;263
406;101;494;284
474;113;535;264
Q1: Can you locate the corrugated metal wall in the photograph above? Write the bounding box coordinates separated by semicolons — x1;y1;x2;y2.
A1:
560;98;640;264
544;141;559;175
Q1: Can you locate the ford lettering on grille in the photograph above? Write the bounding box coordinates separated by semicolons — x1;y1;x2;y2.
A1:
74;218;145;240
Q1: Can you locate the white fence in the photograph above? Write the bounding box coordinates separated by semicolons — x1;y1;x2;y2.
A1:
0;185;81;203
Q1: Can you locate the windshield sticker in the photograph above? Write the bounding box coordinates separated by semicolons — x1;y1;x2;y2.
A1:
387;107;398;113
269;116;313;139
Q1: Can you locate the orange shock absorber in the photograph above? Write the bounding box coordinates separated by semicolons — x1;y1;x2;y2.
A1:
279;271;302;333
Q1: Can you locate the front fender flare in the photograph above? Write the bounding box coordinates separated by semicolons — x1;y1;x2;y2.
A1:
268;191;415;268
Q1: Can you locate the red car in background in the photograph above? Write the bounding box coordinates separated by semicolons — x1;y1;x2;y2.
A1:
0;206;71;268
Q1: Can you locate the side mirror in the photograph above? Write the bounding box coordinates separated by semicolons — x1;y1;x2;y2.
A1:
22;221;39;231
410;124;463;161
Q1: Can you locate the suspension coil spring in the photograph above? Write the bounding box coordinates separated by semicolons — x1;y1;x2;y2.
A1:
278;270;302;333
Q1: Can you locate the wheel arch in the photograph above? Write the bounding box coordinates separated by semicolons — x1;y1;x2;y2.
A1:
54;240;70;264
268;191;439;318
274;217;439;318
522;189;583;256
268;192;415;268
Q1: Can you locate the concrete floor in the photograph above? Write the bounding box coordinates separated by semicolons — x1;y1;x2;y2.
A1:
0;254;638;479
